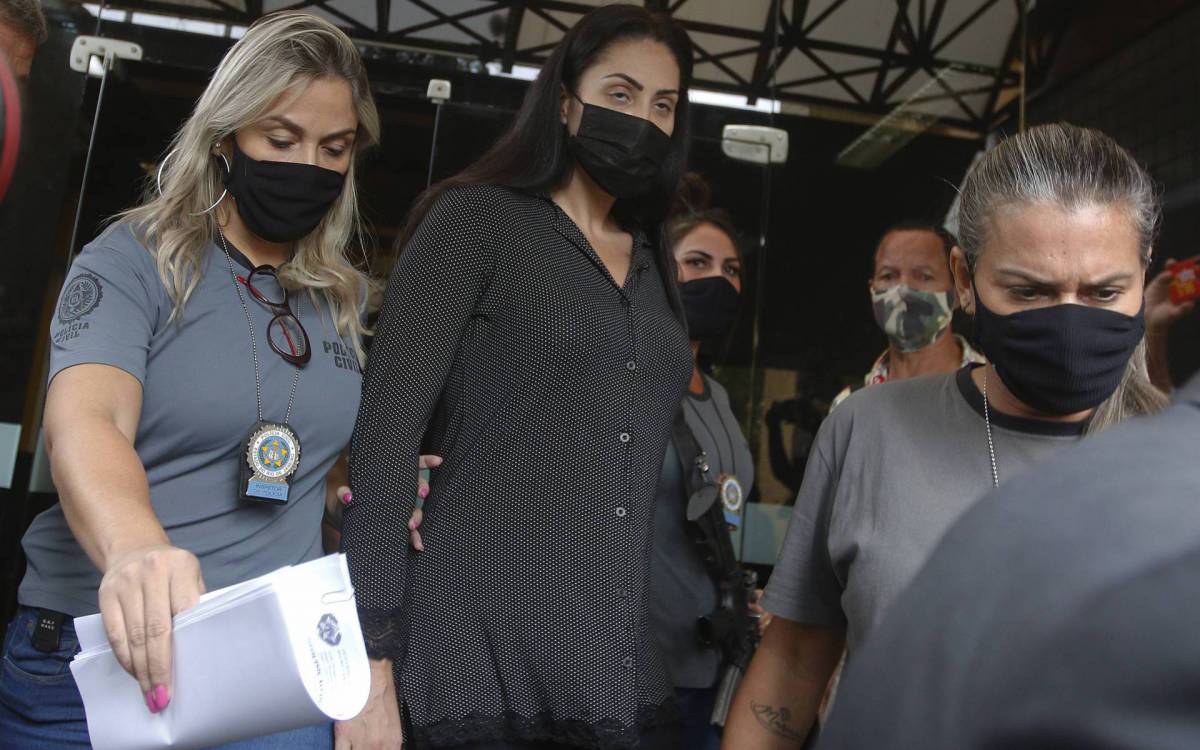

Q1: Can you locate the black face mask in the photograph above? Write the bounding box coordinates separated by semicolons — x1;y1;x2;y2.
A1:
223;138;346;243
681;276;740;346
973;284;1145;415
567;102;672;200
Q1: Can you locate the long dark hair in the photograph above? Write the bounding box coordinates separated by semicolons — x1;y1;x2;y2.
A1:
399;5;694;311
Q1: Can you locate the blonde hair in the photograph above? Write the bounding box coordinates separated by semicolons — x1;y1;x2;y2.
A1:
122;11;380;362
956;122;1169;432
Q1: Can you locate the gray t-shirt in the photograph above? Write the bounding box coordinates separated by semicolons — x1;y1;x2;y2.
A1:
650;375;755;689
762;366;1084;652
821;375;1200;750
20;222;363;616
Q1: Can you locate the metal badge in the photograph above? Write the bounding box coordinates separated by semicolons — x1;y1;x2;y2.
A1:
718;473;744;528
244;422;300;503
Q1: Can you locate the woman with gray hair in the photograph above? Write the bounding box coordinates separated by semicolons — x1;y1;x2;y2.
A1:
722;122;1169;750
0;12;387;748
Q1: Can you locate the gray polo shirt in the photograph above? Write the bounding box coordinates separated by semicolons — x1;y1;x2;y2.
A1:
650;375;755;689
20;222;363;616
762;366;1085;652
822;375;1200;750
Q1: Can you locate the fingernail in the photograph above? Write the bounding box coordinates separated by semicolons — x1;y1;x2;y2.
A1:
408;519;417;531
341;490;352;504
145;691;158;713
418;486;429;498
155;685;170;711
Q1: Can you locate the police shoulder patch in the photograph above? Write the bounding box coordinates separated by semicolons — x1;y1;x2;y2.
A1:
58;273;104;323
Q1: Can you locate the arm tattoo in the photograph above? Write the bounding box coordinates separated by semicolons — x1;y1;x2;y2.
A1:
751;702;808;743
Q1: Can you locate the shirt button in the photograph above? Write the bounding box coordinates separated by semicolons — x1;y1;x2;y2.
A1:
615;507;627;518
621;657;633;669
626;360;637;371
619;432;631;443
616;587;629;598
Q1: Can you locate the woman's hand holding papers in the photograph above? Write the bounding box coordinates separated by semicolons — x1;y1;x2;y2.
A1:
97;544;206;714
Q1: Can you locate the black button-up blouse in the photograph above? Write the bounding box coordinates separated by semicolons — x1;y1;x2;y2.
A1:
342;185;693;748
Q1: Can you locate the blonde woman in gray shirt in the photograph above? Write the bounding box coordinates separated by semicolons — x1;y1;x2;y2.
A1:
0;13;386;749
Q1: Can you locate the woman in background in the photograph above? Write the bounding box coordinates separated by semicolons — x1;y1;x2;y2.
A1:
649;175;755;750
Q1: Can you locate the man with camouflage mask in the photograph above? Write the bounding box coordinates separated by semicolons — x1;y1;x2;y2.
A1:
832;222;984;409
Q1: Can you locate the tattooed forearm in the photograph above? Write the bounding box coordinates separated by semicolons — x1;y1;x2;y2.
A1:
751;702;808;743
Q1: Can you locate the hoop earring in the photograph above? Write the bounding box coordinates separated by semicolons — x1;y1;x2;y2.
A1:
156;148;230;215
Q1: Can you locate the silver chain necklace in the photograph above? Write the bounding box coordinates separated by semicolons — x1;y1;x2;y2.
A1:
216;227;301;424
982;367;1000;488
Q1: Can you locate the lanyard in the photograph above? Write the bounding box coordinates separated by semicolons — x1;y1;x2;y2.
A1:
216;227;301;424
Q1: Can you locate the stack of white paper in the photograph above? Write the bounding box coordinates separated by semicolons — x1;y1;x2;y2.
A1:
70;554;370;750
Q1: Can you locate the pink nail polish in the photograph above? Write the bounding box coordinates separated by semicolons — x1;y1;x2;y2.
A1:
341;491;352;505
154;685;170;711
419;486;429;498
145;691;158;713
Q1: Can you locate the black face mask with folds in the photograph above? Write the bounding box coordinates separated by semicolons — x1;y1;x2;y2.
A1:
973;283;1145;415
681;276;740;346
567;102;672;200
223;137;346;243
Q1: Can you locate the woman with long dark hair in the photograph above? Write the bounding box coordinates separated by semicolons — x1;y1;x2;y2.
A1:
336;6;694;749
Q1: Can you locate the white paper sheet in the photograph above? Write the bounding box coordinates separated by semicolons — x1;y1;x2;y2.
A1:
70;554;370;750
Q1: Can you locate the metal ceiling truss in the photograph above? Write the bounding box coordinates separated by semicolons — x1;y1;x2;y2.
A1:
98;0;1041;136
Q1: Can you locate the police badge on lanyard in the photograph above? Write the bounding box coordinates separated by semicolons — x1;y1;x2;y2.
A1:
240;421;301;504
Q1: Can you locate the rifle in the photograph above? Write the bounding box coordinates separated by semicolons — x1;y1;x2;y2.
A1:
671;409;762;728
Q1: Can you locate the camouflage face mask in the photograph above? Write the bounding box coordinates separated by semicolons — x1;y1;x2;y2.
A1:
871;284;955;353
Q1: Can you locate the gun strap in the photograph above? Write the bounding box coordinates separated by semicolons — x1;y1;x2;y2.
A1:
671;408;741;581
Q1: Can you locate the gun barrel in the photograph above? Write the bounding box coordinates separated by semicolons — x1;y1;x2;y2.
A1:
710;664;744;727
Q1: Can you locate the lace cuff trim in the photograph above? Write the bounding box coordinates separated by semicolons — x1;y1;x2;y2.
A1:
416;702;681;749
357;609;402;660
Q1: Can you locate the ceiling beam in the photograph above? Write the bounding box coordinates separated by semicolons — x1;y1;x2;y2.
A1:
870;0;911;106
375;0;389;34
907;83;996;106
931;0;1003;55
747;0;783;104
313;1;373;34
99;0;1022;134
203;0;249;20
691;37;750;87
980;2;1021;133
387;3;502;39
526;4;569;33
796;46;866;105
108;0;241;22
876;0;929;103
801;0;848;35
407;0;492;46
923;64;983;125
781;63;878;90
273;0;324;14
921;0;947;49
501;2;525;72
